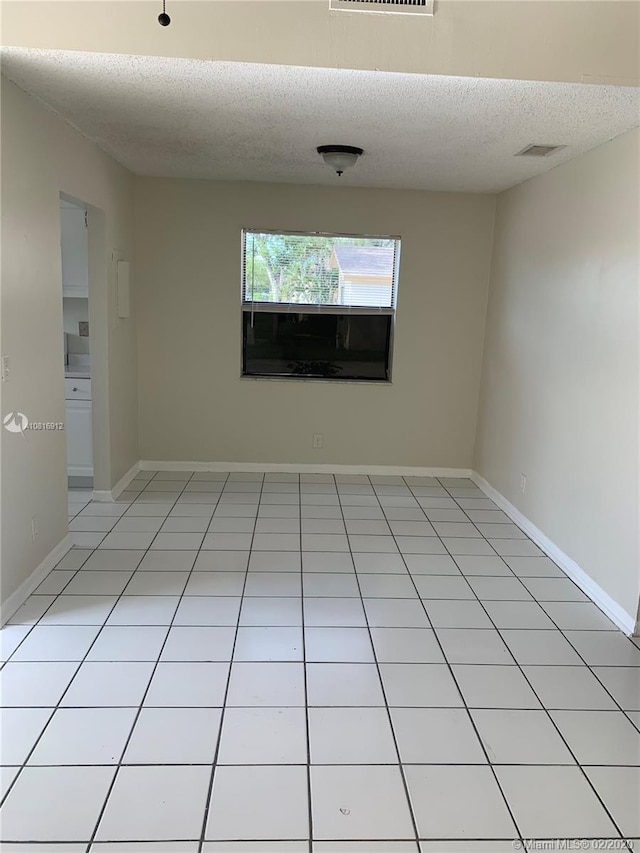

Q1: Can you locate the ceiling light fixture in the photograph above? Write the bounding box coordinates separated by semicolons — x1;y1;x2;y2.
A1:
317;145;364;177
158;0;171;26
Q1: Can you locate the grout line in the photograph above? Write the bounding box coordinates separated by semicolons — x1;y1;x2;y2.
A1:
376;475;526;842
434;476;628;840
3;663;640;685
299;474;314;853
7;836;634;847
2;551;96;666
5;622;633;635
3;760;638;768
0;477;182;813
4;474;181;837
4;706;640;719
0;503;173;810
443;483;640;724
336;476;423;850
196;471;262;853
83;470;204;852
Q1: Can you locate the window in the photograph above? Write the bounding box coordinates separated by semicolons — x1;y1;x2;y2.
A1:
241;230;400;381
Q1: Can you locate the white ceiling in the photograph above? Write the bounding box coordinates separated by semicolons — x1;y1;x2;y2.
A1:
2;48;639;193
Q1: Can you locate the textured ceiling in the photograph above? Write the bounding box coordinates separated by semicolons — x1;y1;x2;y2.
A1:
2;48;639;192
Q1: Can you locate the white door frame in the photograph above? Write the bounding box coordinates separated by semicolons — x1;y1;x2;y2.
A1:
60;192;111;493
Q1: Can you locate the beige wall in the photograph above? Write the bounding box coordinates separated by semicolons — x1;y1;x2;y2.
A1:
1;77;137;602
135;178;495;467
2;1;638;86
475;128;640;624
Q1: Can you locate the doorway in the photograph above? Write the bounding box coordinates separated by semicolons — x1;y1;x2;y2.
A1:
60;197;94;500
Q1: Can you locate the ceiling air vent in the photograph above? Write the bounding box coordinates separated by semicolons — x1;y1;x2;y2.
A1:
330;0;434;16
516;144;566;158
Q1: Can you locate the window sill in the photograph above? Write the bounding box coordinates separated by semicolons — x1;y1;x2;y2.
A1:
240;375;393;386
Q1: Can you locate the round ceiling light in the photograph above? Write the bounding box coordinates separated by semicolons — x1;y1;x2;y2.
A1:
317;145;364;177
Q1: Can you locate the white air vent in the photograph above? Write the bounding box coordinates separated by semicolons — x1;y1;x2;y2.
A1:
516;144;566;158
330;0;434;15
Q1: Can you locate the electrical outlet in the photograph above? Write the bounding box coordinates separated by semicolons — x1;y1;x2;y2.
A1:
313;433;323;449
31;515;39;542
520;474;527;494
1;356;9;382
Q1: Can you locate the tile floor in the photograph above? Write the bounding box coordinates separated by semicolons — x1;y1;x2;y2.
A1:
1;472;639;853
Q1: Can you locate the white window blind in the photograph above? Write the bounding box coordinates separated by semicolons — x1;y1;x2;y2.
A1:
242;230;400;313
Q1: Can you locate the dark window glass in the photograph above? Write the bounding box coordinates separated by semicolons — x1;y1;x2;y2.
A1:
243;312;391;381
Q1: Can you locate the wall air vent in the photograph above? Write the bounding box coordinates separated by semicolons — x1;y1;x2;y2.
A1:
330;0;434;15
516;144;566;157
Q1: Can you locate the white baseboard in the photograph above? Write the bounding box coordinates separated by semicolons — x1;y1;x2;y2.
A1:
92;460;141;503
1;534;74;626
471;472;637;637
139;460;472;478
